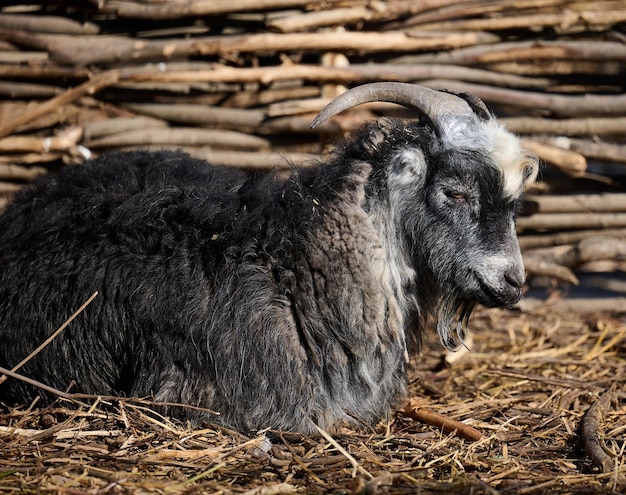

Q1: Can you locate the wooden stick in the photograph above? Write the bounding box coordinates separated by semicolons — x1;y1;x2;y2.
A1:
388;0;570;28
581;388;615;473
127;62;551;89
402;401;483;441
0;80;63;98
0;181;21;194
0;30;192;67
467;40;626;65
0;153;62;166
266;0;497;32
0;13;100;35
519;296;626;314
0;70;120;139
560;236;626;268
524;236;626;284
97;0;341;19
267;97;328;117
517;213;626;232
519;228;626;250
521;139;587;178
502;116;626;137
171;149;317;169
111;146;316;169
123;103;265;129
411;10;626;33
192;31;499;57
537;137;626;165
266;7;376;32
391;39;626;66
0;63;90;80
222;86;320;108
523;257;579;285
423;80;626;117
260;113;369;134
98;0;466;22
83;116;168;140
0;127;82;153
0;164;48;180
87;127;271;150
579;260;626;273
1;28;497;66
0;51;49;64
523;193;626;214
485;59;622;77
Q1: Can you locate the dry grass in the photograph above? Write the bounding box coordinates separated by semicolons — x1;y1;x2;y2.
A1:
1;307;625;494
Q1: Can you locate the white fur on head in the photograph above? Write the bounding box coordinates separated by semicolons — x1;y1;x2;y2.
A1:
437;112;538;199
483;120;538;198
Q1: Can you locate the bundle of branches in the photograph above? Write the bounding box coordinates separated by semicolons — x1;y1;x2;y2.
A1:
0;0;625;293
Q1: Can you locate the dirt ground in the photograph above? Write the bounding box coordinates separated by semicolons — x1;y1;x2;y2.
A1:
1;304;625;494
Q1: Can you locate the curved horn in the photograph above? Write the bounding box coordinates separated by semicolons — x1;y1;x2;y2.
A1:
311;82;485;129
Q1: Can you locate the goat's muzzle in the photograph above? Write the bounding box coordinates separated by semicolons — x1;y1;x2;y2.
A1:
472;256;525;308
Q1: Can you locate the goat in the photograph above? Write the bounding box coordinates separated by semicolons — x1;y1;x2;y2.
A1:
0;83;537;433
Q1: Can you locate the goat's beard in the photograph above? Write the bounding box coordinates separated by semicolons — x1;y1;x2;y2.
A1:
435;297;476;351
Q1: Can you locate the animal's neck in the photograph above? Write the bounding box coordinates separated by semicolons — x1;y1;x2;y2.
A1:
366;199;420;338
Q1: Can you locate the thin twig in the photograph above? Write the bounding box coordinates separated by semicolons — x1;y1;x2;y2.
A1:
310;422;374;479
0;365;221;415
402;401;483;442
0;366;88;406
0;71;120;139
0;291;99;385
581;388;615;473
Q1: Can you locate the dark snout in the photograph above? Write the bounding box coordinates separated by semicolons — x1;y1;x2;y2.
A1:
473;240;526;308
504;264;525;296
501;262;526;304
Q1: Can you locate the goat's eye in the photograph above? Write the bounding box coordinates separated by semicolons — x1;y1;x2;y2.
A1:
446;190;467;202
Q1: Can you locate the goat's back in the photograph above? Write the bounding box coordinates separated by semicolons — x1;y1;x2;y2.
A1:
0;151;247;405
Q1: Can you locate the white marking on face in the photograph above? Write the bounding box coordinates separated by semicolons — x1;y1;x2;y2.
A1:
437;114;538;200
478;251;523;281
484;120;538;199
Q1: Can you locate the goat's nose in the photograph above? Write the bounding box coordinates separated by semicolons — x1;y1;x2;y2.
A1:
504;267;525;290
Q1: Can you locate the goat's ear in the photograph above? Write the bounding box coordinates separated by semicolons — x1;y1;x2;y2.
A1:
521;152;540;189
389;148;427;184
